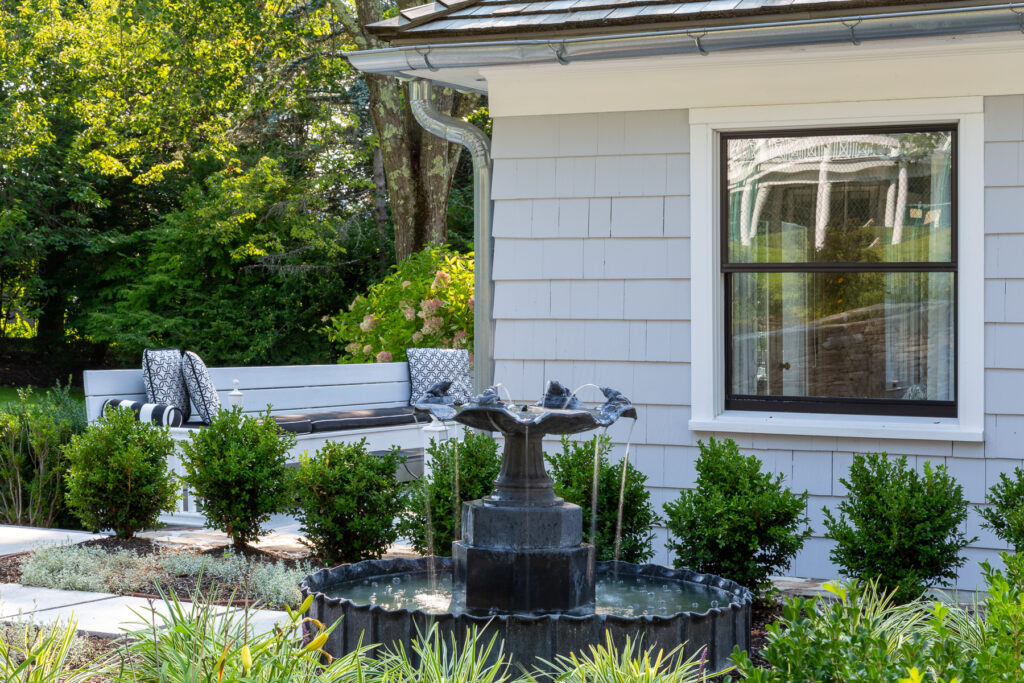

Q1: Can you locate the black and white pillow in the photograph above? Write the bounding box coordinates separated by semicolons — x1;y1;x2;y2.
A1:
142;348;191;422
102;399;184;427
406;348;473;406
181;351;222;424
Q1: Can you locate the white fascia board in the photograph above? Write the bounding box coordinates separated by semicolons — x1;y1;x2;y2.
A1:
483;32;1024;117
688;97;985;444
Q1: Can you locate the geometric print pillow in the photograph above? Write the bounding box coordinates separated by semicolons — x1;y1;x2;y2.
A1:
406;347;473;406
102;399;185;427
181;350;222;424
142;348;191;422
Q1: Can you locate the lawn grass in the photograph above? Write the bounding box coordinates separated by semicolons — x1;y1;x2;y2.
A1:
0;385;85;408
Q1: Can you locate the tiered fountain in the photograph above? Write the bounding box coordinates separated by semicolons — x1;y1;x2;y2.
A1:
302;381;751;673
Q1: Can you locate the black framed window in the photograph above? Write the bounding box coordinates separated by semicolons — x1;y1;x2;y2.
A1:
722;126;957;417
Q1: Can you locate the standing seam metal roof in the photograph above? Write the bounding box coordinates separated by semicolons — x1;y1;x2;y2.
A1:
367;0;960;43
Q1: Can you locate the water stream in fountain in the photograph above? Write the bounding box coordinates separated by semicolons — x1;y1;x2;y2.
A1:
613;417;638;569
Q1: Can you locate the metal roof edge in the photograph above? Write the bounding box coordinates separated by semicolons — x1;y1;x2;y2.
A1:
347;2;1024;78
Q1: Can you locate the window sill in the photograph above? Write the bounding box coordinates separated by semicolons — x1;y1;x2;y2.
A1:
688;411;983;443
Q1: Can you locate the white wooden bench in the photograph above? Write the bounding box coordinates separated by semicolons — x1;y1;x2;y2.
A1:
83;362;452;525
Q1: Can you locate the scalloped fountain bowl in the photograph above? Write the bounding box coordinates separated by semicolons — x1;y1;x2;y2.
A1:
301;558;751;673
301;381;752;674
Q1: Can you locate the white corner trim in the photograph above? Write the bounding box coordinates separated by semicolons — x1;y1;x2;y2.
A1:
688;97;985;441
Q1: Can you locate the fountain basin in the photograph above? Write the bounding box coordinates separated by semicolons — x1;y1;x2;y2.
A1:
301;557;752;674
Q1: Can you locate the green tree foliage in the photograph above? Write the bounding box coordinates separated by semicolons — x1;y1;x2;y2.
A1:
545;435;658;564
978;465;1024;552
663;438;811;599
88;158;389;365
328;245;473;363
823;453;974;603
292;440;405;565
179;407;295;549
0;384;85;527
399;430;501;556
0;0;391;365
63;407;178;538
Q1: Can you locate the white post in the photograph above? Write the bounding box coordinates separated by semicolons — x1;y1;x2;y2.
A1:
229;379;244;409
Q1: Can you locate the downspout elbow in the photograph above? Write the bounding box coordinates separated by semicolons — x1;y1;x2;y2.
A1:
409;78;494;394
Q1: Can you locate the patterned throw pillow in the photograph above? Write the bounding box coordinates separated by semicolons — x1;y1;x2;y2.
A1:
181;351;222;424
102;399;185;427
406;348;473;406
142;348;191;422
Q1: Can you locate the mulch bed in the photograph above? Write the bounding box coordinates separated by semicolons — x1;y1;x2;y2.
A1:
0;551;28;583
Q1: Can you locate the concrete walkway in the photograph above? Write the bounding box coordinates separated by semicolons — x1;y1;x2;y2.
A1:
0;583;287;637
0;524;108;555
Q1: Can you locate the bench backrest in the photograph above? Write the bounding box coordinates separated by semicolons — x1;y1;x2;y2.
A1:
83;362;412;422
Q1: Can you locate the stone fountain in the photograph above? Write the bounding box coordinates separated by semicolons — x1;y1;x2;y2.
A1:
302;381;751;673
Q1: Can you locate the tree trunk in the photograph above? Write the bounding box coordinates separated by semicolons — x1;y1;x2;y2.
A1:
330;0;481;262
372;147;389;239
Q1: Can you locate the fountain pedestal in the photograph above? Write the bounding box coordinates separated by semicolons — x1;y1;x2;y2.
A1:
452;430;595;615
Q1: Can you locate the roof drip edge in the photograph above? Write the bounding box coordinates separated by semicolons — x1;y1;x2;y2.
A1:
346;3;1024;79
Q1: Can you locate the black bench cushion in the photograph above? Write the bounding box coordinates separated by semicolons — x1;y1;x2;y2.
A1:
272;406;421;434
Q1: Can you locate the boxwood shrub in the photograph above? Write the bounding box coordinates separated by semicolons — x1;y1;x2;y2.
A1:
291;440;405;565
663;437;810;599
545;434;658;563
63;407;178;538
179;407;295;549
824;453;974;603
398;429;501;556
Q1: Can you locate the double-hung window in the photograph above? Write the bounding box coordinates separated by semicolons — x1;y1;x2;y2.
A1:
721;126;956;417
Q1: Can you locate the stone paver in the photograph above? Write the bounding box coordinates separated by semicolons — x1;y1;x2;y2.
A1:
0;584;116;619
0;524;107;556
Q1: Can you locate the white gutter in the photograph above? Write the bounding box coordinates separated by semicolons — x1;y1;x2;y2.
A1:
347;2;1024;81
408;79;495;393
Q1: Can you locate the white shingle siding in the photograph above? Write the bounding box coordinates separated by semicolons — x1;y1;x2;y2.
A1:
489;99;1024;589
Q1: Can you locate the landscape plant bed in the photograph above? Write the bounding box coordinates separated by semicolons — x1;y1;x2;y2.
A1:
0;537;320;610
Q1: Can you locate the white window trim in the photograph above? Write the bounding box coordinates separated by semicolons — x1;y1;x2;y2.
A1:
687;97;984;443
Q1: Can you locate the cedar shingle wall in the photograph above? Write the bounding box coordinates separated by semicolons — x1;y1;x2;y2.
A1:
488;100;1024;587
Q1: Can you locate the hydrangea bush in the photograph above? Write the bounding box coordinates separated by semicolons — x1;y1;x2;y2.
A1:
327;245;473;363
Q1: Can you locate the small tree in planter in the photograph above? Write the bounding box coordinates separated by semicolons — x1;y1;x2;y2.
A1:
180;407;295;549
63;407;178;538
291;440;405;565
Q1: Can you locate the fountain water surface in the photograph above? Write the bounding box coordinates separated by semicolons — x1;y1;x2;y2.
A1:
302;381;751;673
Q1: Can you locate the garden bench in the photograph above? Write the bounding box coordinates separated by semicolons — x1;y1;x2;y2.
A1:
83;362;446;525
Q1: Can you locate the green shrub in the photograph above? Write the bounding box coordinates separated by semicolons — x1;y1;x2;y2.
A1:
823;453;974;603
327;244;473;364
731;580;972;683
733;554;1024;682
663;438;810;599
978;465;1024;551
0;384;85;528
291;440;405;565
179;407;295;549
113;589;366;683
0;616;92;683
544;632;723;682
63;407;178;538
545;435;658;563
399;430;500;556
